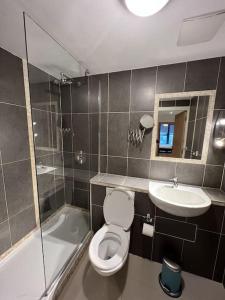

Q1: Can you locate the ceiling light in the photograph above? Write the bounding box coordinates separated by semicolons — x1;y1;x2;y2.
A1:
125;0;170;17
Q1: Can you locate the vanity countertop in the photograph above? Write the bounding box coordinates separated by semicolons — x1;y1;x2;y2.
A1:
90;173;225;207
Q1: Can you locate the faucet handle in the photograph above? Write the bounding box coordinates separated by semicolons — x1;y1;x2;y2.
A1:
170;177;178;186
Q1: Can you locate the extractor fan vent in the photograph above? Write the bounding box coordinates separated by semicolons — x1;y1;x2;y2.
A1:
178;10;225;46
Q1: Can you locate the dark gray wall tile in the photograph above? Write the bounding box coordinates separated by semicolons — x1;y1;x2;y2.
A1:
128;158;150;178
203;165;223;188
0;104;30;163
187;205;224;233
49;79;61;113
62;114;73;152
182;230;219;279
185;58;220;91
128;112;152;159
108;113;129;156
61;84;71;114
129;215;152;259
89;74;108;113
72;189;89;210
90;154;98;175
0;220;11;255
155;217;196;242
0;48;26;106
72;113;90;153
9;206;36;245
176;163;204;186
90;114;98;155
131;67;156;111
150;160;176;181
108;156;127;176
109;71;130;112
90;113;107;156
100;155;107;173
155;207;185;222
92;204;104;233
134;192;155;217
0;165;7;223
4;160;34;217
152;233;183;264
157;63;186;93
71;77;88;113
215;57;225;109
213;235;225;282
28;64;50;110
91;184;106;206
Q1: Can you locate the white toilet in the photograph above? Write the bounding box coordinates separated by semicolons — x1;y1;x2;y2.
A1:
89;188;135;276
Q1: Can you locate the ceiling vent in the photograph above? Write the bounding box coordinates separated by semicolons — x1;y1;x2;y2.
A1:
178;10;225;46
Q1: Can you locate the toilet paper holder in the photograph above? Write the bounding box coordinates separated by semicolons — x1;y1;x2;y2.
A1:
143;213;153;223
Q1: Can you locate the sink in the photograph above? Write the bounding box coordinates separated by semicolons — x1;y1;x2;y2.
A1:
149;181;211;217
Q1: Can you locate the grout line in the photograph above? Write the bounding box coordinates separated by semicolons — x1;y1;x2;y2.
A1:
0;156;31;166
126;70;132;176
215;57;222;92
106;73;109;173
154;231;196;243
180;240;185;262
0;100;26;109
220;164;225;190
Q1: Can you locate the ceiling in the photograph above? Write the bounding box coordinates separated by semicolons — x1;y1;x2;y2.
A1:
1;0;225;75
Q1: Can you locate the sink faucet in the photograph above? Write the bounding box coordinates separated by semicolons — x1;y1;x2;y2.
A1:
170;177;178;188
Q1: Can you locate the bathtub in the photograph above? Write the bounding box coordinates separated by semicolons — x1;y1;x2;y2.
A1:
0;205;90;300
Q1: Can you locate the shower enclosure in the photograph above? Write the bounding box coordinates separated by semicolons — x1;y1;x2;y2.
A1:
24;14;94;297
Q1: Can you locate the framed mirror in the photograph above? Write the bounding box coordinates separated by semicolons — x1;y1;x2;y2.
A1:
151;90;216;164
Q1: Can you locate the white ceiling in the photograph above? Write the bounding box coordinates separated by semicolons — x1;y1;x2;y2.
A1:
1;0;225;75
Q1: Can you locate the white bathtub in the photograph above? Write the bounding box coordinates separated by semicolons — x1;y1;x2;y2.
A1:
0;205;90;300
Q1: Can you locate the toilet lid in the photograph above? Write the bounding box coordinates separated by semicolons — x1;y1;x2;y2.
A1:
103;189;134;230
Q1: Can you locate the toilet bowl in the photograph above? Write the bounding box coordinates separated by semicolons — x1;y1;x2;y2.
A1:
89;188;135;276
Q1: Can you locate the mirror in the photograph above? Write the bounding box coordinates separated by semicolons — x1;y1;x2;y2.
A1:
151;91;216;163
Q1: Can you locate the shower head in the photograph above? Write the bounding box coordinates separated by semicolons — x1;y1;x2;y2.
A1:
60;72;72;85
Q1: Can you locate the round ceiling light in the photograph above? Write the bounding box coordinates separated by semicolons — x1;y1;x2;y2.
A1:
125;0;170;17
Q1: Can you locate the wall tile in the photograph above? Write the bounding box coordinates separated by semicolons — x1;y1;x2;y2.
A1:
61;84;71;114
0;104;30;163
152;233;183;264
0;48;26;106
108;113;129;156
128;158;150;179
72;113;90;153
156;63;186;93
89;74;108;113
213;235;225;282
131;67;156;111
187;205;224;233
203;165;223;188
215;57;225;109
0;220;11;255
207;110;225;166
109;71;130;112
92;204;104;233
185;58;220;91
129;215;152;259
71;77;88;113
149;160;176;181
155;217;196;241
72;188;89;210
91;184;106;206
128;112;152;159
3;159;34;217
9;206;36;245
100;155;107;173
0;165;7;223
49;79;61;113
155;207;185;222
176;163;204;186
108;156;127;176
182;230;219;279
90;113;107;155
28;64;50;110
134;192;155;217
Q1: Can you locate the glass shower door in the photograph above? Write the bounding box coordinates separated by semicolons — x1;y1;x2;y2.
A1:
24;13;91;292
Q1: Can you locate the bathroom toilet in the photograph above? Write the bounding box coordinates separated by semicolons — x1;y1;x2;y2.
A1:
89;188;135;276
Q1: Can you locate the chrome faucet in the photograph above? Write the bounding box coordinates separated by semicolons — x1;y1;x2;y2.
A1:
170;177;178;188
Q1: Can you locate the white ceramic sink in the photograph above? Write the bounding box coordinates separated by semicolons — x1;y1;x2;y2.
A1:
149;181;211;217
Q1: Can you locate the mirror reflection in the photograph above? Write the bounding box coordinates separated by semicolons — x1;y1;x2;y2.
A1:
156;95;209;159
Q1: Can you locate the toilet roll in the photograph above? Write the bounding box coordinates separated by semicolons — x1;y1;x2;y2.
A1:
142;223;154;237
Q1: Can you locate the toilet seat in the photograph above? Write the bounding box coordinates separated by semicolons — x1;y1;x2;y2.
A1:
89;224;129;272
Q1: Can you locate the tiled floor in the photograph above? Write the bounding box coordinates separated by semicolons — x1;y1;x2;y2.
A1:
57;251;225;300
